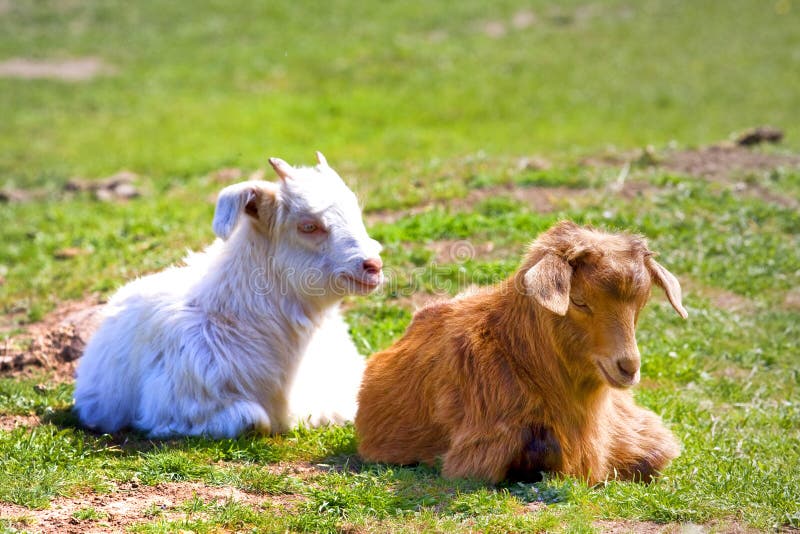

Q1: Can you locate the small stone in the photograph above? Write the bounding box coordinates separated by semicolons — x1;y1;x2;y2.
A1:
54;247;86;260
64;178;90;192
101;170;137;189
94;188;115;202
736;126;783;146
112;183;139;199
518;156;552;171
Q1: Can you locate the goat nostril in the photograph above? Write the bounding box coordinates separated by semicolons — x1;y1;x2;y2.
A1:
362;257;383;275
616;359;638;378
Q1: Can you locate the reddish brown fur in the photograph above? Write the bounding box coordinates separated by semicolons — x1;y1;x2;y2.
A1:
356;221;686;484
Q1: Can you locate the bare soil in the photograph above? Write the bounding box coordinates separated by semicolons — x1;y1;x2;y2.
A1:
784;287;800;311
0;295;105;381
661;144;800;208
427;238;502;264
0;57;113;81
0;481;273;534
0;414;40;431
681;278;754;314
367;184;592;225
65;170;141;202
593;519;762;533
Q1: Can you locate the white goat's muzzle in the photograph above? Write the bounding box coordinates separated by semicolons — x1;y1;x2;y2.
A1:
340;255;383;295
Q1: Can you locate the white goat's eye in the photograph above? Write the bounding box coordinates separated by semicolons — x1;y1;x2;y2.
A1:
298;221;319;234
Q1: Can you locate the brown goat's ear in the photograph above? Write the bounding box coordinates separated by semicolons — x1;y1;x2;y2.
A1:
647;258;688;319
524;254;572;316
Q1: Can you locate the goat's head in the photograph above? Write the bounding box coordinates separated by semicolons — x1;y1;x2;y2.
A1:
212;152;383;300
522;221;687;389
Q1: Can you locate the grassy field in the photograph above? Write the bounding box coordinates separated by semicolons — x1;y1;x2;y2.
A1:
1;0;799;532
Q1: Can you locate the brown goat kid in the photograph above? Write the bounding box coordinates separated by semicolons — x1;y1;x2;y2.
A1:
356;221;687;484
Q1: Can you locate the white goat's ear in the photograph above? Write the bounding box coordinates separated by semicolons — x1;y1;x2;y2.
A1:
647;258;688;319
269;157;294;182
212;182;262;240
524;254;572;316
315;151;328;167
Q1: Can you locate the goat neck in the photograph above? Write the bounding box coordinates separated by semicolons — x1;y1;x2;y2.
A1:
192;224;333;334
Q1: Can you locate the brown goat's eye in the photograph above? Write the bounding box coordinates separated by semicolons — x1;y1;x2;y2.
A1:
570;297;590;310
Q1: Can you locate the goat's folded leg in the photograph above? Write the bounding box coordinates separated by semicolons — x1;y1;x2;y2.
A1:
143;399;273;439
505;424;563;482
607;404;680;482
442;422;526;483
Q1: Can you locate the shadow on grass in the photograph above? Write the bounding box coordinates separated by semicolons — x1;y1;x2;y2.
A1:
42;405;574;502
41;406;360;461
18;407;574;531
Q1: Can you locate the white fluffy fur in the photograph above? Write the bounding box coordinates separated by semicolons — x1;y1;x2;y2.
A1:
73;154;382;438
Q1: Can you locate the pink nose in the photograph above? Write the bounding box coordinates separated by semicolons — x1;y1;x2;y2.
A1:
362;257;383;275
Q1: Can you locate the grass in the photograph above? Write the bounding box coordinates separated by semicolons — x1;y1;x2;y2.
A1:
1;0;799;532
1;0;800;186
2;166;798;530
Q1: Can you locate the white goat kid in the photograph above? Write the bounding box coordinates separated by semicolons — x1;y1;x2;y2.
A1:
73;152;383;438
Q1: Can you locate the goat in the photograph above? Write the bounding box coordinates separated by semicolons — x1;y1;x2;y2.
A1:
355;221;686;484
73;152;383;438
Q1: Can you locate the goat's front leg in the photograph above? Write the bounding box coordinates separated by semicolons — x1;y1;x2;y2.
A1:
607;402;680;482
442;422;526;483
505;424;563;481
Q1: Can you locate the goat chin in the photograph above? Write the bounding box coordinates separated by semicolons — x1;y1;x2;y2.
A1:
74;157;381;439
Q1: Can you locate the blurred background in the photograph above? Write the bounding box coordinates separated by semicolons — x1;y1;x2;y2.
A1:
1;0;799;317
1;0;798;185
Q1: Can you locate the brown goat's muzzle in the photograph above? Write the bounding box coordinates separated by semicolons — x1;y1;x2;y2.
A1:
595;355;641;388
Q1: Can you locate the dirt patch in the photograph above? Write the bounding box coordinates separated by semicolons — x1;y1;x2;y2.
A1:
783;287;800;312
593;520;678;533
0;481;271;534
681;278;753;314
0;414;40;431
367;184;591;225
262;458;364;480
593;519;762;533
1;296;105;381
0;188;37;203
588;143;800;209
493;185;592;213
2;170;142;205
427;239;499;264
661;145;800;183
65;170;140;202
0;57;113;81
482;20;507;39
